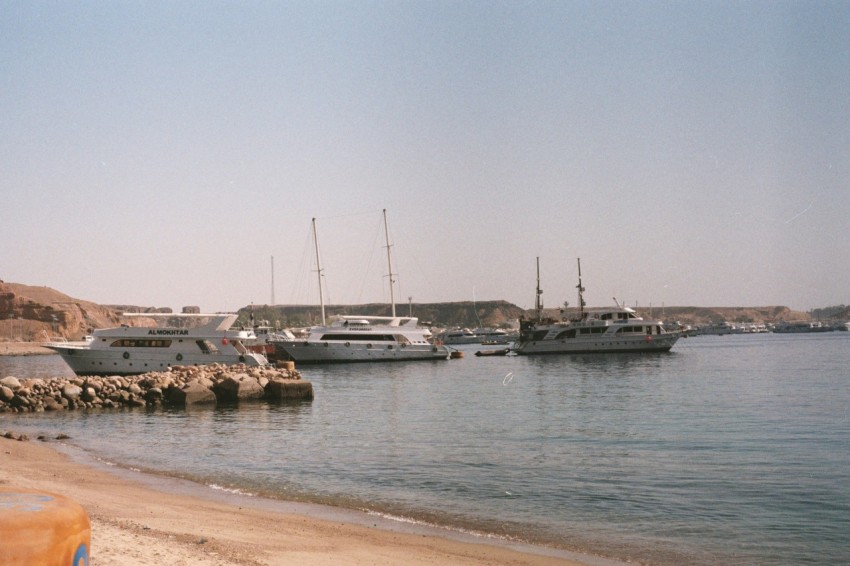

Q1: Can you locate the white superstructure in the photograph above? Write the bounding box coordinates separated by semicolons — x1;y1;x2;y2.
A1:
273;315;449;363
436;328;479;345
44;313;268;376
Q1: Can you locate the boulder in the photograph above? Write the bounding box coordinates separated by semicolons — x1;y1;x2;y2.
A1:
10;394;30;408
61;385;82;401
43;398;64;411
213;374;264;402
144;387;163;403
265;379;314;401
0;376;21;391
167;381;216;406
0;385;14;403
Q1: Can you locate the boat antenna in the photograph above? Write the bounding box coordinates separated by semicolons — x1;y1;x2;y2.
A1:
535;257;543;321
576;257;586;318
383;209;396;317
312;218;326;325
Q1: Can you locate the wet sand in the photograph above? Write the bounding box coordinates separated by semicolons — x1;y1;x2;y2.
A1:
0;436;600;565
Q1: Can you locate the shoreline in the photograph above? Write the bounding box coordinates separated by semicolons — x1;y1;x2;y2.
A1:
0;436;607;565
0;341;56;356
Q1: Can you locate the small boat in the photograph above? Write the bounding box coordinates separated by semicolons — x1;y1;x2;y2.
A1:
513;258;679;355
474;348;510;357
43;313;268;376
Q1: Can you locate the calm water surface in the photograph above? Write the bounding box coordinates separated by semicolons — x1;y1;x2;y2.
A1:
3;333;849;565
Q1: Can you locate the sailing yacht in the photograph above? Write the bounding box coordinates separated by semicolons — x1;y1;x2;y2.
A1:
272;211;450;363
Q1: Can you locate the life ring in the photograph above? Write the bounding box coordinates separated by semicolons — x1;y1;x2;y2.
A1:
221;338;229;345
239;355;246;363
345;342;350;347
387;345;394;350
401;343;407;348
324;342;329;347
366;344;373;349
122;352;130;360
176;353;183;361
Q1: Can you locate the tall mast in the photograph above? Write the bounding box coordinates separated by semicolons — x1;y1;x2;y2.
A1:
535;256;543;321
312;218;326;325
576;257;586;318
383;209;396;317
270;255;275;306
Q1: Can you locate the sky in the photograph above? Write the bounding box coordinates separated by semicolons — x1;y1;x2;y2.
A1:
1;1;848;314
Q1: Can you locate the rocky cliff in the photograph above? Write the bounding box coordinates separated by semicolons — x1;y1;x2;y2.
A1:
0;282;125;341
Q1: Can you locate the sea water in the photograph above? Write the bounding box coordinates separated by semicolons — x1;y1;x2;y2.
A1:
3;333;849;565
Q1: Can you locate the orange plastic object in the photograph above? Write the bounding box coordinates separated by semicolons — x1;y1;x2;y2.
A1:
0;487;91;565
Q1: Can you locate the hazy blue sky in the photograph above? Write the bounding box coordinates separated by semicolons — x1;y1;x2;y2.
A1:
2;1;848;313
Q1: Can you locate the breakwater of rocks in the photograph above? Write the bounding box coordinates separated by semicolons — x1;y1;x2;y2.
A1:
0;363;313;413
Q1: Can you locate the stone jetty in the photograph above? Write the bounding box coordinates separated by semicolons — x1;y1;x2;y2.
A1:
0;363;313;413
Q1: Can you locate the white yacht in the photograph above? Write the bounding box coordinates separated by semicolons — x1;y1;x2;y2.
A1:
436;328;479;345
474;327;514;344
273;315;449;363
513;258;679;355
272;210;449;364
44;313;268;376
773;321;834;333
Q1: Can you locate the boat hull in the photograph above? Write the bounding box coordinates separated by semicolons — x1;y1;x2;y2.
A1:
514;334;678;355
45;345;266;376
274;341;449;364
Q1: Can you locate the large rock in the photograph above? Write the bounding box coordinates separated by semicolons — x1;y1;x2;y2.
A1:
0;376;21;391
43;398;64;411
212;374;264;402
265;379;314;401
0;385;14;403
61;385;82;401
167;381;216;406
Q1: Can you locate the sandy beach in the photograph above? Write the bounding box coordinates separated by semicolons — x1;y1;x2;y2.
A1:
0;436;596;565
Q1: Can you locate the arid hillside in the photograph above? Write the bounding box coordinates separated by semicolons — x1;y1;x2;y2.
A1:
0;282;123;340
0;279;823;340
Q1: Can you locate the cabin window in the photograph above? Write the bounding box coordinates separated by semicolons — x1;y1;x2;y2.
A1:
532;330;549;341
110;339;172;348
579;327;607;335
616;326;645;334
319;333;396;342
196;340;220;354
554;329;577;339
